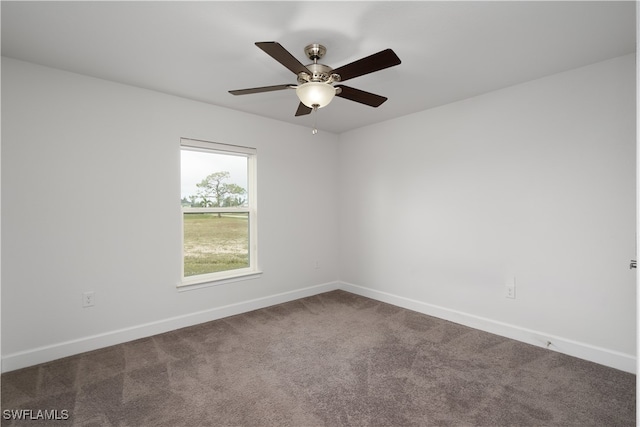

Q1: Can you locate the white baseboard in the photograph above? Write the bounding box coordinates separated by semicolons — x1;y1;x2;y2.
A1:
339;281;637;374
1;281;340;373
3;281;635;374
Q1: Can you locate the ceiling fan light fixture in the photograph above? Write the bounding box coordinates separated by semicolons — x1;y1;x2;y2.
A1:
296;82;336;109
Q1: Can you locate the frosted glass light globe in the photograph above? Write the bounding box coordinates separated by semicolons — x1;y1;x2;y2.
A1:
296;82;336;108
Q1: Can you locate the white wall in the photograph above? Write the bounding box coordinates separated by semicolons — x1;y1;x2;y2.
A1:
1;58;340;371
338;54;636;371
2;54;636;373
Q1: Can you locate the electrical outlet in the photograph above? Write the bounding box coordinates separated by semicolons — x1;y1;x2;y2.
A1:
82;291;95;308
506;278;516;299
506;285;515;299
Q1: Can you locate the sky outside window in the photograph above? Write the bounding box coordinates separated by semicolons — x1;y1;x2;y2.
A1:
181;150;248;201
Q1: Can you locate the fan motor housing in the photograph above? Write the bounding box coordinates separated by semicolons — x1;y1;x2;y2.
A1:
297;63;341;85
297;63;329;83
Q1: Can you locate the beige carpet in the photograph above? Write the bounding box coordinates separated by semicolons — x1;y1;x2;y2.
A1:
1;290;635;426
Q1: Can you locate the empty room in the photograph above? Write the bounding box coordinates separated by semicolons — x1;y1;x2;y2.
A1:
1;1;636;426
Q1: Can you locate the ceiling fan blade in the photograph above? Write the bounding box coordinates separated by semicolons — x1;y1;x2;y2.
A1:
256;42;311;75
335;85;388;107
332;49;401;82
229;84;293;96
295;102;313;116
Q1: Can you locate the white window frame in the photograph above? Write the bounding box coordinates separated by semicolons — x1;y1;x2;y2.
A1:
179;138;260;289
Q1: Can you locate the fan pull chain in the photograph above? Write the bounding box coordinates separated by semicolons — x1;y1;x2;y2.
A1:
311;104;319;135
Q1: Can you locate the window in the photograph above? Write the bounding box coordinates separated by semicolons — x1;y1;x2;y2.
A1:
180;138;259;287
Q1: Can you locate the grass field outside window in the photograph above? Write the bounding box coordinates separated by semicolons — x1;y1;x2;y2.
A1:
183;213;249;276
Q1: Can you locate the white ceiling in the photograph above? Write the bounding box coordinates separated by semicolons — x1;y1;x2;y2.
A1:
1;1;635;134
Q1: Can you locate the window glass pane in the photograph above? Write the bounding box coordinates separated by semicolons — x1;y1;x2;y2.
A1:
183;212;249;277
181;150;248;208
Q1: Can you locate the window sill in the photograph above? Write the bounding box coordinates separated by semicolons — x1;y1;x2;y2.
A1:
178;270;263;292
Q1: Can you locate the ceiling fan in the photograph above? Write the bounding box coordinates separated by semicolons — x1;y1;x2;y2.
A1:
229;42;401;118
